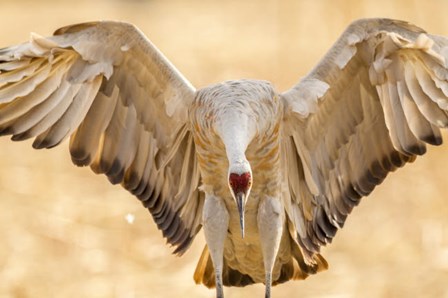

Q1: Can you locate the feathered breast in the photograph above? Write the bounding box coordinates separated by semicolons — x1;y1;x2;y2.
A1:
189;79;283;196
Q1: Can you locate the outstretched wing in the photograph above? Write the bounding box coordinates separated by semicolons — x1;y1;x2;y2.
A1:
0;21;203;254
281;18;448;259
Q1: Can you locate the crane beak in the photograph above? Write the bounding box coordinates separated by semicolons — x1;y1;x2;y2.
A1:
236;192;245;238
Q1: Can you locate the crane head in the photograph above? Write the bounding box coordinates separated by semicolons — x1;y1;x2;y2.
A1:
228;169;252;238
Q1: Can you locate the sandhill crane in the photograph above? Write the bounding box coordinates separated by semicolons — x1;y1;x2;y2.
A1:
1;18;448;297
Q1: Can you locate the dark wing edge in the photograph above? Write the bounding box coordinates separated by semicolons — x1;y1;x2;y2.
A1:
280;18;448;262
0;21;203;255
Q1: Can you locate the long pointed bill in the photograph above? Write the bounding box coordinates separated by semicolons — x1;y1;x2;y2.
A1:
236;192;245;238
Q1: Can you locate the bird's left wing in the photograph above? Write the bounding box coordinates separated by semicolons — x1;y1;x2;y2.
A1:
281;18;448;261
0;21;203;254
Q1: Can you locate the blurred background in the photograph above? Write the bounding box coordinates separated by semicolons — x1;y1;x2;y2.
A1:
1;0;448;297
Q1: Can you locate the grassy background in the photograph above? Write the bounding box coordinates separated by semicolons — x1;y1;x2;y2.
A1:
1;0;448;297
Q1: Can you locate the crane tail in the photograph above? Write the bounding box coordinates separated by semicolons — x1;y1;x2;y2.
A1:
193;245;255;288
285;240;328;283
193;244;328;288
193;245;215;288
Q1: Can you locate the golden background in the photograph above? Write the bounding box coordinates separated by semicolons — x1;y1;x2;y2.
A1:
1;0;448;297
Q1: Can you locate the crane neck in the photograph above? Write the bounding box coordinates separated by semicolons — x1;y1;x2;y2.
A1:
216;112;255;168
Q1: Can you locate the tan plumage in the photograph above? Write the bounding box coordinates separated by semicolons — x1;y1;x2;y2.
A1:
0;21;202;255
1;18;448;297
282;19;448;259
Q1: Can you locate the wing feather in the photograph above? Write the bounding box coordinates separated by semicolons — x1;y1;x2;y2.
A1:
0;59;33;72
33;75;102;149
0;62;51;103
0;60;68;128
15;83;82;141
69;85;120;166
123;128;151;190
0;58;44;84
404;61;448;126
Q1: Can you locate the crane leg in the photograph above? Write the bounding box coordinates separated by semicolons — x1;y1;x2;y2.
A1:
257;196;284;298
203;195;229;298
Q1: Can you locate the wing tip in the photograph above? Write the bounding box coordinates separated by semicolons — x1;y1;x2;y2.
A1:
422;133;443;146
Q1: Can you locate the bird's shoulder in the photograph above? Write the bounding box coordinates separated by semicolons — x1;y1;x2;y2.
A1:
192;79;281;120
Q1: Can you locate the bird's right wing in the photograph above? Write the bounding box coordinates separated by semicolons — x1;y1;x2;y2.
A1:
0;21;203;254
